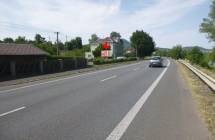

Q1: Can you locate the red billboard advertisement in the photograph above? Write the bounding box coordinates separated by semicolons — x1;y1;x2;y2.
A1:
101;50;111;58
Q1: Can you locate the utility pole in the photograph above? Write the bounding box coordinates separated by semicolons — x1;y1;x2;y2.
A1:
65;35;68;51
54;32;60;56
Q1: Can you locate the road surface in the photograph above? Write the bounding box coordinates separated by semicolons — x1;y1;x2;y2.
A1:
0;59;209;140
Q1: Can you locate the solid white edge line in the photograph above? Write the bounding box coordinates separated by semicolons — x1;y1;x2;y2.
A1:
0;106;26;117
106;60;170;140
101;75;117;82
0;62;143;94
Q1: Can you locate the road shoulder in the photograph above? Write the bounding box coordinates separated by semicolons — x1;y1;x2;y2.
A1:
178;61;215;140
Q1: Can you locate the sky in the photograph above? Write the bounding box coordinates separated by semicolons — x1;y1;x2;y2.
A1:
0;0;214;49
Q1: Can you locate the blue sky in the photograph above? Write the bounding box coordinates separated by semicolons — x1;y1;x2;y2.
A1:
0;0;213;48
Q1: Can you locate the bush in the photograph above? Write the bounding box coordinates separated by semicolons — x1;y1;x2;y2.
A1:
93;57;105;65
93;44;103;58
93;57;137;65
169;45;185;59
200;55;210;69
187;47;203;64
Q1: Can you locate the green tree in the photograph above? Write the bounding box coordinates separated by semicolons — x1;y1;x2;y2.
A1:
67;39;76;50
93;44;103;58
83;44;91;52
210;48;215;62
34;34;45;44
3;37;14;43
75;37;82;49
130;30;155;58
187;47;203;64
89;34;99;44
67;37;83;50
110;32;121;39
200;0;215;42
154;49;170;57
169;45;185;59
37;42;57;55
15;36;28;44
57;41;65;51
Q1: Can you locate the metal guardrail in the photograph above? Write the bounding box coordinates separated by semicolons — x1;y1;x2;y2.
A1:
179;60;215;92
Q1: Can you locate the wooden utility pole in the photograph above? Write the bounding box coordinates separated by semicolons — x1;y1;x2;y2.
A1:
54;32;60;56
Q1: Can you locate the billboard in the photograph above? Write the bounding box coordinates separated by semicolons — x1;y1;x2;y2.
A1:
101;50;112;57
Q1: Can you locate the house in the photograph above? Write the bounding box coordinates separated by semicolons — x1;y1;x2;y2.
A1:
0;43;47;77
85;37;124;59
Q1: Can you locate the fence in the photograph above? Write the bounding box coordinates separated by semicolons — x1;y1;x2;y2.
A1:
0;57;87;80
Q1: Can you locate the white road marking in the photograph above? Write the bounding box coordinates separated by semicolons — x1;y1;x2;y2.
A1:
0;62;144;94
101;75;117;82
106;60;170;140
0;106;26;117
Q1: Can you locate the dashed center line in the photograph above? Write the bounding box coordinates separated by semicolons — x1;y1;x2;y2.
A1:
0;106;26;117
101;75;117;82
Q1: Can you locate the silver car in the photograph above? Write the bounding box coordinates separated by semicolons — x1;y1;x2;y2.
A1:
149;56;163;67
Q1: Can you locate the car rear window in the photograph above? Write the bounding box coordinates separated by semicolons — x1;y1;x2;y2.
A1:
152;57;161;60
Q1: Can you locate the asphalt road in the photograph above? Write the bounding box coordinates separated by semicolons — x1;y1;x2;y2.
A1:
0;59;210;140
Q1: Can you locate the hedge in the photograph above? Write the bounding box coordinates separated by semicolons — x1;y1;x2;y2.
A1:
93;57;137;65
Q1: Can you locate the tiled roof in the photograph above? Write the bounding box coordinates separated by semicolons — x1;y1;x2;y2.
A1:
0;43;48;56
90;37;113;45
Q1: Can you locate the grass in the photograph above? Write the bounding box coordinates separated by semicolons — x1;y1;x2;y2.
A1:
178;61;215;140
194;64;215;79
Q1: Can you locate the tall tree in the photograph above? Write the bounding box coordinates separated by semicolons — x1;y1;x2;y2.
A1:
15;36;28;44
3;37;14;43
187;47;203;64
200;0;215;42
34;34;46;44
75;37;82;49
130;30;155;58
169;45;185;59
89;34;99;44
110;32;121;39
66;37;83;50
37;42;57;55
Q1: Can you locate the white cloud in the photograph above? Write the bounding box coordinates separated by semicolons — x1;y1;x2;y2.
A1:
151;28;213;48
0;0;211;48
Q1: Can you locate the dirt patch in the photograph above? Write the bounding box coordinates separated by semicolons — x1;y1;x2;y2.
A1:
178;61;215;140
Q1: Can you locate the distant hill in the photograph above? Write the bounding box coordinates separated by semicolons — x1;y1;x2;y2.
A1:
121;39;131;49
155;47;170;50
183;46;212;53
156;46;212;53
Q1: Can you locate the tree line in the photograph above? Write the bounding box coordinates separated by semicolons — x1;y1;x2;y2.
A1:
0;34;88;56
154;45;215;69
0;30;156;59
